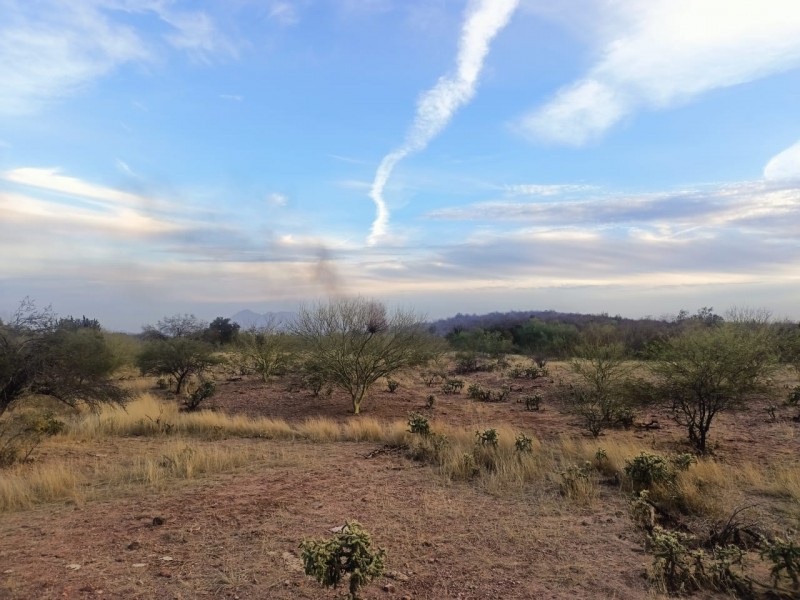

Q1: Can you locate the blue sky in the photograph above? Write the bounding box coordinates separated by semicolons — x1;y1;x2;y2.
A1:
1;0;800;330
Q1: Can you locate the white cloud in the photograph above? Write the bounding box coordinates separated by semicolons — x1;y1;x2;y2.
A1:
504;183;596;196
368;0;520;245
519;0;800;145
268;1;300;26
267;192;288;207
3;167;147;208
764;140;800;180
0;2;149;115
0;0;236;115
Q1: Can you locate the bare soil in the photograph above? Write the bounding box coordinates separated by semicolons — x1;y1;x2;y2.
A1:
1;361;799;599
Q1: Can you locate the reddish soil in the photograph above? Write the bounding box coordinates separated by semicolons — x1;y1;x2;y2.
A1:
1;361;798;599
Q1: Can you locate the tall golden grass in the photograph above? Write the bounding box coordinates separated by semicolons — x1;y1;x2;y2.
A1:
4;394;798;521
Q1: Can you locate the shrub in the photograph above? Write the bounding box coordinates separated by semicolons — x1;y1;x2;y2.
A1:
467;383;485;400
514;433;533;453
760;536;800;590
647;527;752;596
441;379;464;394
786;386;800;407
184;380;216;412
509;363;549;380
303;370;329;397
425;394;435;409
455;352;479;373
559;463;596;503
624;452;671;491
386;379;399;393
467;383;509;403
475;428;498;447
647;527;700;594
421;370;444;388
0;411;64;468
522;394;541;411
407;412;431;436
670;453;697;472
299;520;386;599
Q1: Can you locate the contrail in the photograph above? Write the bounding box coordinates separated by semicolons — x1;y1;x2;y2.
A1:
367;0;519;245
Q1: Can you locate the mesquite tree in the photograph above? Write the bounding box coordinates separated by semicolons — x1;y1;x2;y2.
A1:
293;298;438;414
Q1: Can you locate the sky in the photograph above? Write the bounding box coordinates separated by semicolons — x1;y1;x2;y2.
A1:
1;0;800;331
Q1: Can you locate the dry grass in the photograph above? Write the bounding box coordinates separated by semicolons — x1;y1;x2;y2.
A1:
5;393;800;525
0;461;81;512
0;438;270;512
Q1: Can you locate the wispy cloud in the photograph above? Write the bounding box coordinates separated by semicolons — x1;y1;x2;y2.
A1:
518;0;800;145
267;192;288;207
268;1;300;26
0;0;237;115
427;180;800;236
764;140;800;180
368;0;519;245
504;183;596;197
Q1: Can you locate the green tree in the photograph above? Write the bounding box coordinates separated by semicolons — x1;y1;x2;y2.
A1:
293;298;437;414
136;338;220;394
236;322;294;382
652;319;777;453
0;299;128;416
204;317;240;346
566;326;632;436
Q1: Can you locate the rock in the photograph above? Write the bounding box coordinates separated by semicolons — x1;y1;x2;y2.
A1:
66;564;81;570
383;583;396;593
152;517;166;526
385;571;409;582
126;542;141;551
132;563;146;568
157;570;172;578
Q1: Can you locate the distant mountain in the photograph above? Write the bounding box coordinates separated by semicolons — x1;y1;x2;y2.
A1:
230;309;296;330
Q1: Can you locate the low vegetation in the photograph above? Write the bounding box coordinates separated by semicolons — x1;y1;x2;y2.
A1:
2;300;800;598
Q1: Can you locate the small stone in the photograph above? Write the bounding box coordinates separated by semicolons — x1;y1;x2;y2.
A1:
152;517;166;526
132;563;146;568
66;564;81;571
383;583;396;593
127;542;140;551
157;570;172;578
3;569;13;574
160;556;173;562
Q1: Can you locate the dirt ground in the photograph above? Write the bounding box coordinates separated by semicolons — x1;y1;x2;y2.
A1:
1;360;799;599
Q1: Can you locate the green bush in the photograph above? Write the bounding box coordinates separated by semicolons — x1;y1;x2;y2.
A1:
761;536;800;590
300;520;386;599
0;411;64;467
475;428;498;447
514;433;533;453
786;386;800;407
522;394;542;411
624;452;671;491
407;412;431;436
184;380;216;411
441;379;464;394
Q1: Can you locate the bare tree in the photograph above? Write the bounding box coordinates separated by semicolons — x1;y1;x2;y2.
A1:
293;298;437;414
236;318;295;382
